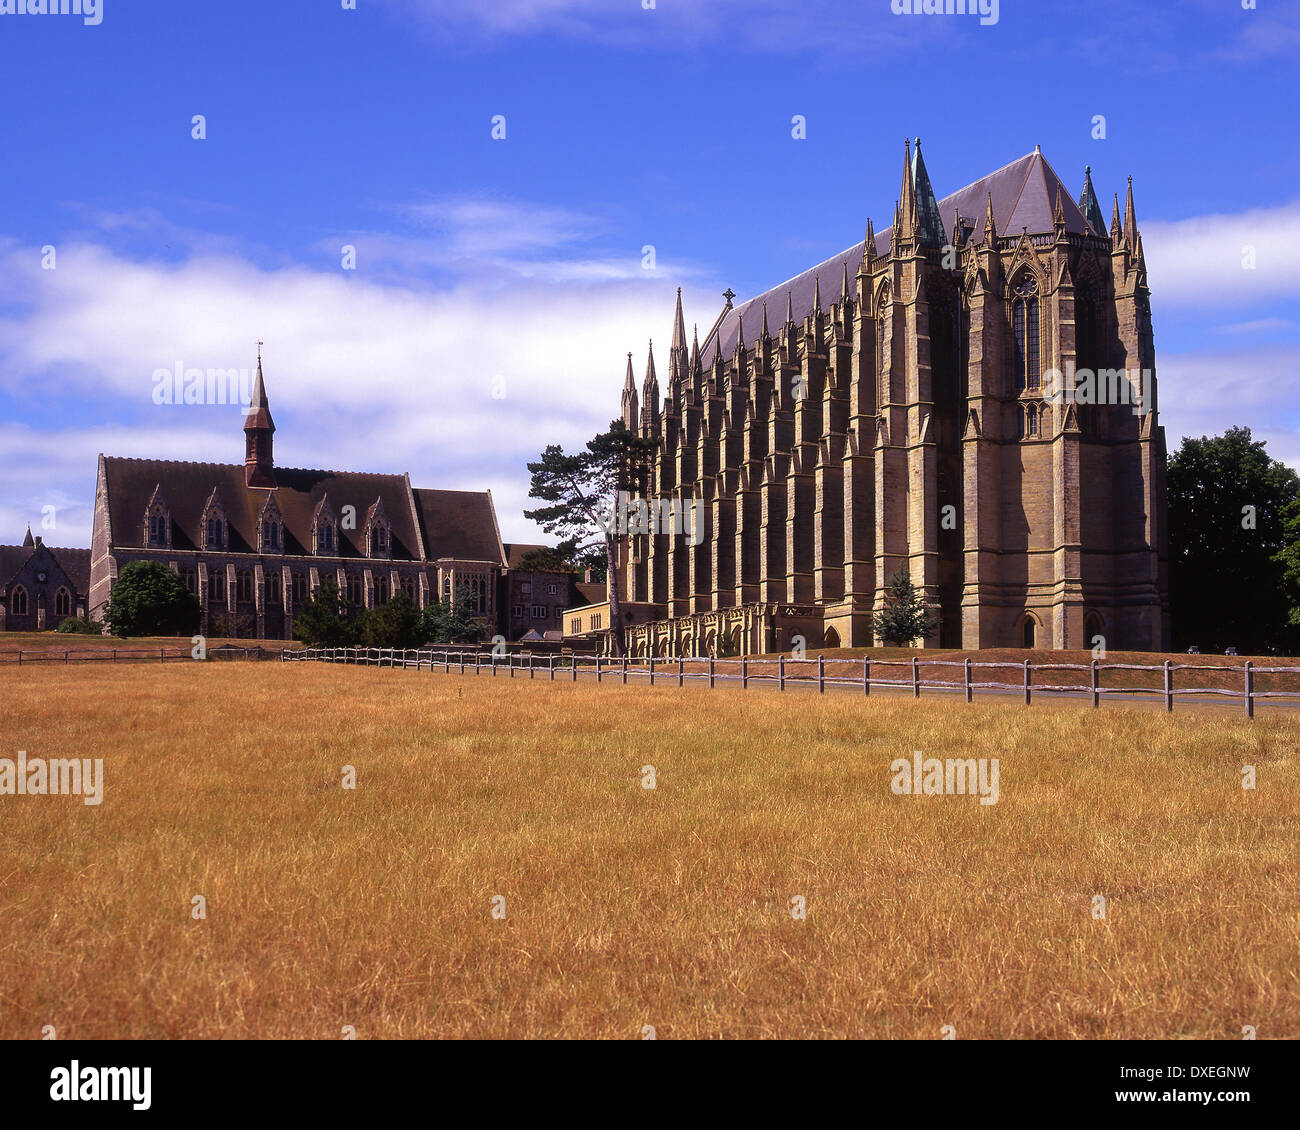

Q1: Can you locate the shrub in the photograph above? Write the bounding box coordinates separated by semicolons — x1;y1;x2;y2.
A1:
102;561;202;638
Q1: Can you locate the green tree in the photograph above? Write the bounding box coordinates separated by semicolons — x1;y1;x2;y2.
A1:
1168;426;1300;654
872;567;938;647
102;560;201;637
292;578;354;646
356;592;424;649
525;419;656;657
421;583;483;644
515;547;574;574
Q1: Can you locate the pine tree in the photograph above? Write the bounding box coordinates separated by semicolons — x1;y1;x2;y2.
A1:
872;567;938;647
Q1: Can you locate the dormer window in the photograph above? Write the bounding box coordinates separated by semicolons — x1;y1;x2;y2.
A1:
206;515;224;549
267;521;279;549
201;488;227;551
363;497;392;560
144;486;170;548
320;522;334;552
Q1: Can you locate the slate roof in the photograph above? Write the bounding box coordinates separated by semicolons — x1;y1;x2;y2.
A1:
101;457;505;566
502;542;550;569
573;581;606;607
703;148;1096;365
412;488;505;564
0;543;91;594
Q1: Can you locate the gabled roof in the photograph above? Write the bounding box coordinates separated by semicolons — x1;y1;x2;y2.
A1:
704;147;1096;364
411;488;506;564
0;543;91;596
503;542;550;569
102;458;426;560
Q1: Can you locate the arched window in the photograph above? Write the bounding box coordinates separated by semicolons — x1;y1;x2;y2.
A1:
55;588;71;618
206;516;223;549
319;522;334;553
236;571;254;602
375;576;389;606
1026;403;1040;438
149;513;167;546
1085;612;1104;645
292;572;308;604
266;572;282;604
265;520;279;551
12;585;28;616
1012;274;1040;393
346;574;363;605
1022;614;1036;649
400;576;415;602
182;569;196;593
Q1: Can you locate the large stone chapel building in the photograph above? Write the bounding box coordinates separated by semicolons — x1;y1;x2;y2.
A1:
608;141;1169;654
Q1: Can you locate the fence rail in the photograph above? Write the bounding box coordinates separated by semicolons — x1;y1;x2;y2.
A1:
283;647;1299;718
0;645;280;665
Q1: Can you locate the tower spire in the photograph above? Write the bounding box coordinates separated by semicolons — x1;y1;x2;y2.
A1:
641;340;660;434
1078;165;1106;235
1110;192;1124;245
785;289;795;326
910;136;945;246
243;343;276;489
621;351;638;429
22;524;34;548
1123;175;1139;249
899;138;918;240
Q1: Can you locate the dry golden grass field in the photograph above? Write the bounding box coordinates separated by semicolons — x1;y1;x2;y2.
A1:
0;660;1296;1039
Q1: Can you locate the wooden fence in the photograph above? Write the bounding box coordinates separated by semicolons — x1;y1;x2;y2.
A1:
0;645;279;665
283;647;1298;718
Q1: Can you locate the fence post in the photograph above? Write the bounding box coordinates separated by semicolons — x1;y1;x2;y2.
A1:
622;657;628;685
1164;659;1173;713
596;657;602;684
529;654;535;680
709;657;716;689
476;652;480;675
912;656;920;698
678;657;684;688
742;656;748;689
1091;659;1100;708
1023;659;1031;705
649;657;655;686
16;650;20;667
571;656;577;682
549;654;554;682
964;657;972;703
779;654;785;691
864;656;870;697
1244;660;1254;719
818;654;825;694
509;652;514;679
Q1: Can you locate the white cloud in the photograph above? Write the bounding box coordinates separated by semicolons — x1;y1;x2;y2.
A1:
0;209;727;549
1141;201;1300;311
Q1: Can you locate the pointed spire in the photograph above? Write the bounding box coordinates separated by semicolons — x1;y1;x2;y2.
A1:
1123;175;1138;249
1078;165;1106;236
1110;192;1123;244
785;289;795;326
840;259;851;305
689;325;701;377
1053;186;1067;240
861;217;875;275
643;339;658;394
735;312;745;351
899;138;916;235
951;204;964;249
760;301;770;339
983;191;997;243
244;342;276;489
22;524;34;548
621;352;639;429
909;137;945;247
813;274;822;312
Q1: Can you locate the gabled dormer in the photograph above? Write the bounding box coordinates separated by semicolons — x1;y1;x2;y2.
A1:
363;496;391;560
200;486;226;551
258;492;284;554
311;493;337;557
143;483;171;549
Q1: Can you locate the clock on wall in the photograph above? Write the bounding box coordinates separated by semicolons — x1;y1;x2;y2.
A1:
36;571;47;583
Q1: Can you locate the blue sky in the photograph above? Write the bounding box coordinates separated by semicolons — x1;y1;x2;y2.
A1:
1;0;1297;547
